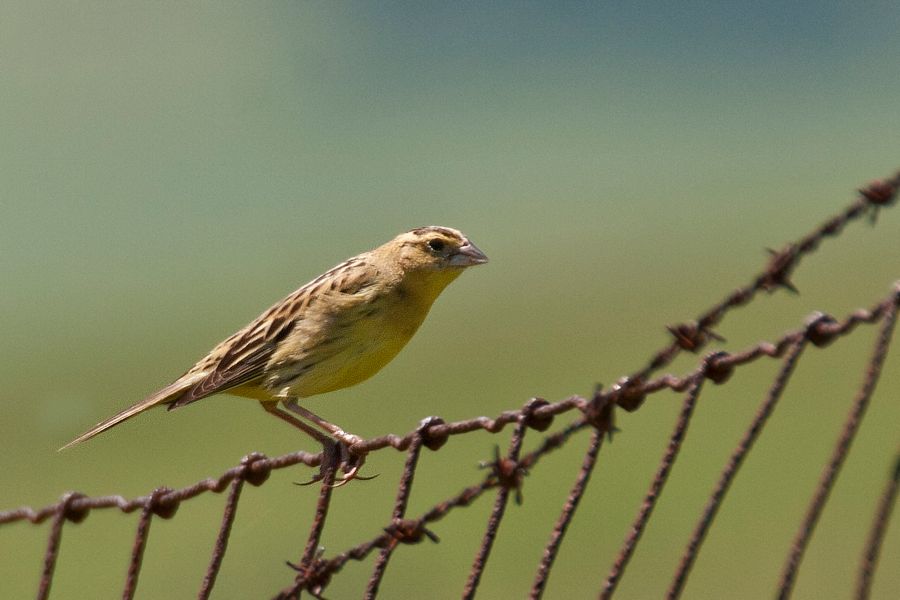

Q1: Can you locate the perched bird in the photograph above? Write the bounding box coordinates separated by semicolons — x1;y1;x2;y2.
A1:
62;226;488;472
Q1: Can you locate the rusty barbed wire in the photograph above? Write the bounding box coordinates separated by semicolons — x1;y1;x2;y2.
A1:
528;386;615;599
1;170;898;599
124;489;157;599
856;446;900;600
276;420;589;599
462;399;536;599
270;284;900;599
35;492;82;600
363;418;433;599
198;475;244;599
634;172;899;384
0;450;319;526
601;377;705;599
777;288;899;600
529;428;604;600
668;337;809;598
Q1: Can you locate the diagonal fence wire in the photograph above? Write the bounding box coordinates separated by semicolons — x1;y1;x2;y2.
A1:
600;377;705;599
198;475;244;599
530;426;604;599
123;487;166;600
462;399;539;600
1;170;898;599
777;288;899;599
856;445;900;600
363;417;434;599
668;337;808;598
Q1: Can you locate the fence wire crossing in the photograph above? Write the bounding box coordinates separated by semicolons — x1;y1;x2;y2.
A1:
2;171;899;599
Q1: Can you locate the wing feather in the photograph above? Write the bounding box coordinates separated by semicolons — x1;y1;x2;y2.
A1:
168;256;378;408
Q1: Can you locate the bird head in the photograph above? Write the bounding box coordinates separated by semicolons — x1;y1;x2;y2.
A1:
391;226;489;273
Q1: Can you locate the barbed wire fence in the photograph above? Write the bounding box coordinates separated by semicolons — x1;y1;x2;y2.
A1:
2;171;899;599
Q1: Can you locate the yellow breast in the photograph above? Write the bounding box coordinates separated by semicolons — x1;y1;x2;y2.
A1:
265;267;462;399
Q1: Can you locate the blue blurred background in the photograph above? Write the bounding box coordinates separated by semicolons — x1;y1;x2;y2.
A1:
2;2;899;598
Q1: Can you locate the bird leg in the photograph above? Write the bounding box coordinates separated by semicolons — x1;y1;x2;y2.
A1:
281;398;365;449
261;400;333;445
260;402;339;485
262;400;370;486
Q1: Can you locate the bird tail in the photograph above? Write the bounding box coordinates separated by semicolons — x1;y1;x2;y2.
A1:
59;372;208;451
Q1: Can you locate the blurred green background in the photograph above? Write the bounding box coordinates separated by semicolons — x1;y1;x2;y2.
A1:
2;2;899;598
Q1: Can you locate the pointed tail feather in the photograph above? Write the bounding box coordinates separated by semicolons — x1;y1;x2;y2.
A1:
59;372;208;451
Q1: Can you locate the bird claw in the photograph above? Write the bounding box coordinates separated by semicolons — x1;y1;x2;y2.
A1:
328;446;378;487
294;473;325;486
328;461;378;488
294;439;376;487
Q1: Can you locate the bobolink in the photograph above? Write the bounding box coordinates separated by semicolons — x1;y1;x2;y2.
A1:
62;227;488;473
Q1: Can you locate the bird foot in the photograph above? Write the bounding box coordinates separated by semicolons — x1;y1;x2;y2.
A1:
332;430;364;449
295;439;377;487
329;442;378;487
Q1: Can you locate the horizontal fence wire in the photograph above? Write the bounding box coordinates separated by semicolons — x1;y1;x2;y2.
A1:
1;170;898;599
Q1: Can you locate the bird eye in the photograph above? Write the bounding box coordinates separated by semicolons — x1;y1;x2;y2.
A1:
427;238;445;252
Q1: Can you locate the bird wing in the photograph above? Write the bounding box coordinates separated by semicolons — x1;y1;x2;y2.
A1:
168;256;379;408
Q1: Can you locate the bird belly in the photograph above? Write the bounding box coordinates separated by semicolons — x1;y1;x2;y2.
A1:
291;340;404;396
277;295;430;398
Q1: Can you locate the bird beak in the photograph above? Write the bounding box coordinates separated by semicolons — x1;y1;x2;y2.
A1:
449;240;489;267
